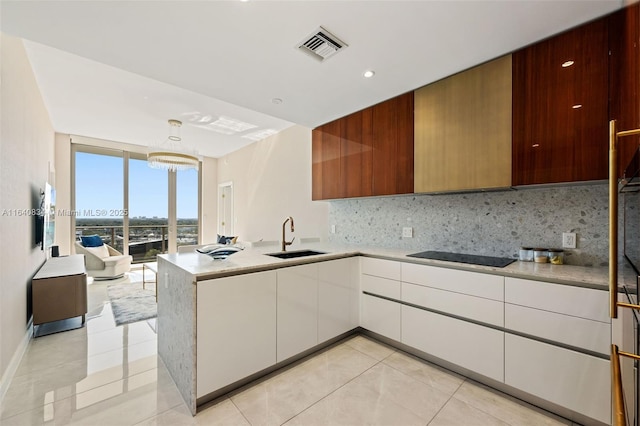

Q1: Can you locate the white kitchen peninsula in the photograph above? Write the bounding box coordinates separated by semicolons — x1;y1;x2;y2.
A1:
156;246;360;415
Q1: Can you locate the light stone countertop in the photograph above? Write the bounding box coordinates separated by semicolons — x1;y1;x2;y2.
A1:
159;242;638;291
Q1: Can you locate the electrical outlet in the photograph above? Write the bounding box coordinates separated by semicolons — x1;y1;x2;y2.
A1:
330;224;336;234
402;227;413;238
562;232;577;249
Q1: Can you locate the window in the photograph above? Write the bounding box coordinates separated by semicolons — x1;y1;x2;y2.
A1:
73;145;200;262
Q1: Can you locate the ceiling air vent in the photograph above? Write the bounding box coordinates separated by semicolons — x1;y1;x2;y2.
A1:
297;26;347;62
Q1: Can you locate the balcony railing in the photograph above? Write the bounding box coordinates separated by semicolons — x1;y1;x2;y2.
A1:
76;224;198;263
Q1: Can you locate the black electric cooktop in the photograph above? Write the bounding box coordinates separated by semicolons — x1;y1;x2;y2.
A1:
407;250;516;268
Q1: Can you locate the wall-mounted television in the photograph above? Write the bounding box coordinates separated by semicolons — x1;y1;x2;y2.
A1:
37;182;56;254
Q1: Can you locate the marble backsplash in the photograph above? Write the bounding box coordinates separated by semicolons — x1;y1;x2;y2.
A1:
327;183;610;267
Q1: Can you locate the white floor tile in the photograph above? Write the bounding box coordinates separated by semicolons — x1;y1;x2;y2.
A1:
452;381;572;426
289;362;451;424
429;397;510;426
230;344;378;426
382;351;464;396
343;335;395;361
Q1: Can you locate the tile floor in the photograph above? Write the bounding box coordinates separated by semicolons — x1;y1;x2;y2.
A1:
0;269;580;426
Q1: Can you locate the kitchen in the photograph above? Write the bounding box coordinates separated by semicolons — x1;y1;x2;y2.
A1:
1;1;639;425
159;4;639;426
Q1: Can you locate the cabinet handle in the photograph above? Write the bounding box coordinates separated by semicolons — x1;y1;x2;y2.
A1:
611;344;640;426
609;120;640;319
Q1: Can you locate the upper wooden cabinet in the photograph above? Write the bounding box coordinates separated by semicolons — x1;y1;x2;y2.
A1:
372;92;414;196
340;109;373;198
414;55;512;193
609;3;640;176
312;120;341;200
312;92;414;200
512;18;610;186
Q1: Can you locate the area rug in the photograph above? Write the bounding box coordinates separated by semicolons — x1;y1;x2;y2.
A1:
107;282;157;326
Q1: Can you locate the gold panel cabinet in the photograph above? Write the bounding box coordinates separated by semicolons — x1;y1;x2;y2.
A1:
414;54;512;193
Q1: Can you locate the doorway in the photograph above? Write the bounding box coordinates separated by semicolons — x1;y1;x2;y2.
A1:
218;182;234;236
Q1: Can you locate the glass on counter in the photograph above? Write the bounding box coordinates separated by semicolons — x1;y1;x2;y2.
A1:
533;248;548;263
518;247;534;262
548;249;564;265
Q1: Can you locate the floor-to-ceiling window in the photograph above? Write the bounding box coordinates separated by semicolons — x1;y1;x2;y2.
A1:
75;148;125;253
177;168;199;249
128;154;169;262
73;145;200;262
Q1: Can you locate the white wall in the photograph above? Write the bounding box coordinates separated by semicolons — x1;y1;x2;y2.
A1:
0;34;55;391
217;125;328;244
201;156;218;244
54;133;72;255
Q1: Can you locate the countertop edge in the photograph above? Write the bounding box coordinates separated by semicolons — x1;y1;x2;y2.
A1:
159;245;636;291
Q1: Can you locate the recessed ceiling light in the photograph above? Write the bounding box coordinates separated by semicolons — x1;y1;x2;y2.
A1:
271;98;283;105
363;70;375;78
562;60;575;68
572;104;583;109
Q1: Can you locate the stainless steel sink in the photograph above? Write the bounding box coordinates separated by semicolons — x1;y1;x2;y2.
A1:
266;250;326;259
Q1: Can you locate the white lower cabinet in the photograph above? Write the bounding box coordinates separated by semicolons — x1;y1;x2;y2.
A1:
361;293;401;341
401;305;504;382
277;264;319;362
504;334;610;424
196;271;277;398
318;257;359;343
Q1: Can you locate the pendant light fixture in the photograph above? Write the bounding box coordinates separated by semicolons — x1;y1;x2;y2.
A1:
148;119;200;171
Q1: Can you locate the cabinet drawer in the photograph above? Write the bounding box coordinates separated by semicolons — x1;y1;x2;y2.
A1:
361;274;401;299
361;293;401;341
402;263;504;301
402;282;503;327
505;303;610;355
361;257;401;281
505;334;610;424
505;277;609;323
402;305;504;382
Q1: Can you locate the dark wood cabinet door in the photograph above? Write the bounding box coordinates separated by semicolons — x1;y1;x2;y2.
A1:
341;109;373;198
311;127;323;200
512;18;609;185
610;3;640;176
372;92;414;195
311;120;341;200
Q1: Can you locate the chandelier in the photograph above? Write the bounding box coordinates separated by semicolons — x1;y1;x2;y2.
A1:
148;119;200;171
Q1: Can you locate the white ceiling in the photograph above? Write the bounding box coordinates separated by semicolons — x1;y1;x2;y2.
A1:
0;0;628;158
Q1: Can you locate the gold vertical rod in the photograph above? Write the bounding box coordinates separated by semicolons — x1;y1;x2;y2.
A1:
611;344;627;426
610;119;619;319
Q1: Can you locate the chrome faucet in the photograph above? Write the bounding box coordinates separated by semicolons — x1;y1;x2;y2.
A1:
282;216;295;251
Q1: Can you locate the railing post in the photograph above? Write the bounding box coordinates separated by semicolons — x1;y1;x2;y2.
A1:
162;227;166;253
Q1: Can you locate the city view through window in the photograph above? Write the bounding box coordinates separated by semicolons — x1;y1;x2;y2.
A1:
75;151;199;263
